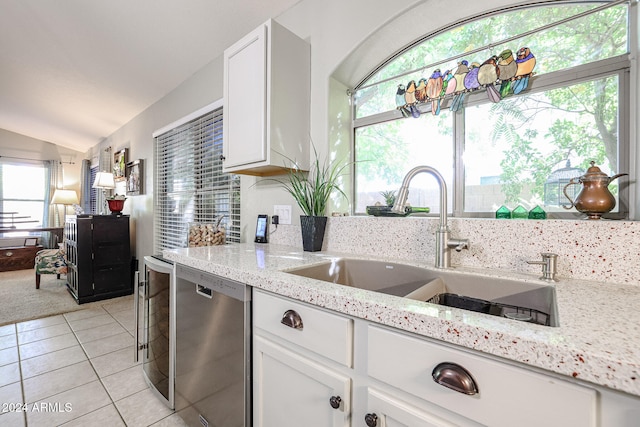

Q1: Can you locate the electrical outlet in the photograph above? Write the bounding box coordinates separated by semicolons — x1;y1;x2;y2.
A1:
273;205;292;225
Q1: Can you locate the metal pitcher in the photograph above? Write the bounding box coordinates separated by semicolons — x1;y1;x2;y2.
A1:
563;161;627;219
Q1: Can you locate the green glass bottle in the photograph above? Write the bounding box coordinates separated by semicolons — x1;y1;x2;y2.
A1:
528;205;547;219
407;206;431;215
495;205;511;219
511;205;528;219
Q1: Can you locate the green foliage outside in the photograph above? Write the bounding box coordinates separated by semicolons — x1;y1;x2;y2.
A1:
354;3;627;205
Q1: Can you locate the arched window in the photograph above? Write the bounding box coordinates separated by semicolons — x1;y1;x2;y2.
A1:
352;1;630;218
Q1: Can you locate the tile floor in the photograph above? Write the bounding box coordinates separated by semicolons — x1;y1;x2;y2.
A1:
0;296;188;426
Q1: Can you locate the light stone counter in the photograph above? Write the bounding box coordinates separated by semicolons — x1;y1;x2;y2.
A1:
164;242;640;397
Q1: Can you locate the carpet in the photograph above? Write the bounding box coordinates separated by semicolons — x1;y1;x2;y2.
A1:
0;269;133;326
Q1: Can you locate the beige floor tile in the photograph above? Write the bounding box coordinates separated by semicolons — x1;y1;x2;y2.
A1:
63;306;108;322
0;346;18;367
23;360;98;403
60;404;126;427
19;332;79;360
0;410;26;427
17;322;72;345
101;296;135;315
0;334;17;351
16;315;66;332
74;322;128;344
82;331;134;359
101;364;148;402
20;345;87;379
115;387;173;427
90;347;140;378
0;381;23;406
151;413;190;426
0;324;15;337
0;363;20;388
67;313;117;332
25;380;111;427
112;309;136;332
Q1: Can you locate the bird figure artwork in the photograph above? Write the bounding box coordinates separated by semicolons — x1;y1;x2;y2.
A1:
395;84;410;117
405;80;420;118
426;69;443;115
513;47;536;94
451;60;469;112
497;49;517;97
442;70;456;96
463;62;481;91
477;55;501;102
415;78;428;103
390;46;537;114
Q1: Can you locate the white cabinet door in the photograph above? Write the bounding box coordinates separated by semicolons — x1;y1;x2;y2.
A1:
223;24;267;169
223;20;310;175
364;388;462;427
253;335;351;427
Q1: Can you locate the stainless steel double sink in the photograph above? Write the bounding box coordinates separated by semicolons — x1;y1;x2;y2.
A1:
285;258;558;327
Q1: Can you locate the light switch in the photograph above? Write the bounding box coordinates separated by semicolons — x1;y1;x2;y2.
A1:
273;205;292;225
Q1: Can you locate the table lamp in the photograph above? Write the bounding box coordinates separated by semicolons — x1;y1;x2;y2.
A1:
51;189;79;225
93;172;115;214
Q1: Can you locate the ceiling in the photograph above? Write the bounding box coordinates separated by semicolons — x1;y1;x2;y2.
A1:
0;0;301;153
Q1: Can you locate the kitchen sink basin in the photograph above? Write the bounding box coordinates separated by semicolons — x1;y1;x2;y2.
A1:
284;258;558;326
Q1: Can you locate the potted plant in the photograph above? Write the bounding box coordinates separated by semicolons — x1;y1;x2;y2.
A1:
269;147;350;251
106;194;127;214
380;190;396;207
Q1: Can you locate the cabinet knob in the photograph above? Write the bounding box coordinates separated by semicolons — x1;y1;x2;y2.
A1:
5;251;12;257
364;413;378;427
280;309;303;330
329;395;341;409
432;362;478;395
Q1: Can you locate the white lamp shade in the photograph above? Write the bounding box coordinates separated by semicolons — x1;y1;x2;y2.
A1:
51;189;79;205
93;171;116;189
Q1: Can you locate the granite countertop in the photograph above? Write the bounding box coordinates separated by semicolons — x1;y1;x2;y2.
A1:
163;242;640;397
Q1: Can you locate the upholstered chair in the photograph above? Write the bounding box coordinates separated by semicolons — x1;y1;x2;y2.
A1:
34;248;67;289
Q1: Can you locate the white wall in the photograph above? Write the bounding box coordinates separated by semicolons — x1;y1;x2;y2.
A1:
90;55;224;258
95;0;639;263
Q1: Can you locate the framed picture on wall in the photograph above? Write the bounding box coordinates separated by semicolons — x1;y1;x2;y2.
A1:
113;148;128;181
126;159;144;196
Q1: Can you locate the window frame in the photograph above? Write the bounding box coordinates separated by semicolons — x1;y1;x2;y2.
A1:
350;3;632;219
152;100;241;253
0;159;47;228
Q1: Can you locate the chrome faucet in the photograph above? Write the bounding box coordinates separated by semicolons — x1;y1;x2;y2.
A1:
391;165;469;268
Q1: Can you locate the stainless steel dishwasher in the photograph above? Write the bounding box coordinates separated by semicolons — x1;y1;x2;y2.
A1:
175;264;251;427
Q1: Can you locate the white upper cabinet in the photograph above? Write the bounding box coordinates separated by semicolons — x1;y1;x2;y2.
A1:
223;20;310;176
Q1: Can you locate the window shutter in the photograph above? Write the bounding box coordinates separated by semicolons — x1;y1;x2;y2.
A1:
154;106;240;252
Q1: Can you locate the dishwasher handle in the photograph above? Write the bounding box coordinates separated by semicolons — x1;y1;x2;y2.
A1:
196;284;213;298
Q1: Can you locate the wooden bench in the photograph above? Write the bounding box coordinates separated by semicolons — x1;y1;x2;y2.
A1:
0;245;43;272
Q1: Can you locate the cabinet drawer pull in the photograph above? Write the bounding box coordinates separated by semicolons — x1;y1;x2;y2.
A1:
329;395;341;409
364;413;378;427
281;309;303;330
432;362;478;395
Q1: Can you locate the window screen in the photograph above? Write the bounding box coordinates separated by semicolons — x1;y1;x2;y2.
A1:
154;106;240;252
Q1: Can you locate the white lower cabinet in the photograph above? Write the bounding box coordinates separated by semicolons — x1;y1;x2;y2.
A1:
253;336;350;427
365;388;459;427
253;290;640;427
252;290;352;427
